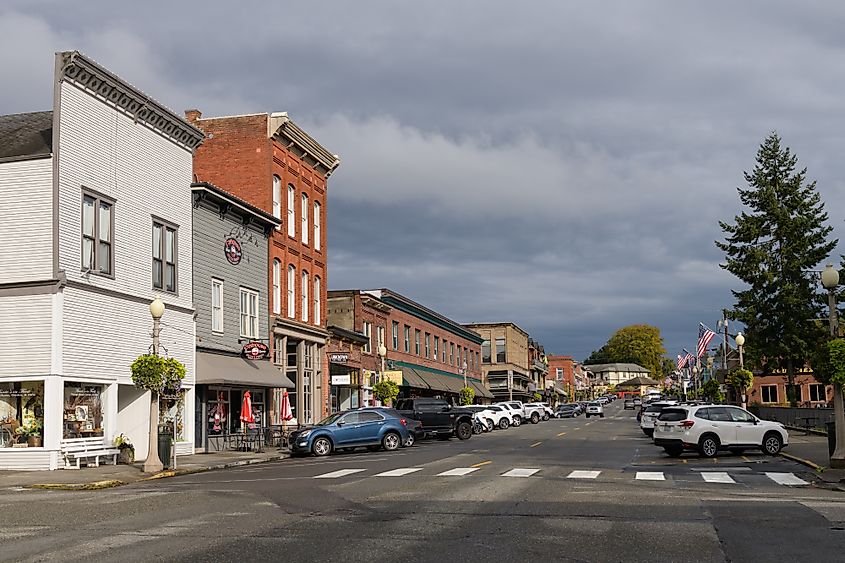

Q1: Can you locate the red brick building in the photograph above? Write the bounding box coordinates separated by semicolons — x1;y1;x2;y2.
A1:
187;110;339;423
547;355;574;400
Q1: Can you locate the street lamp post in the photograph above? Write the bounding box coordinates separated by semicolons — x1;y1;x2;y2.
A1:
377;345;387;407
821;264;845;468
735;332;747;408
144;297;165;474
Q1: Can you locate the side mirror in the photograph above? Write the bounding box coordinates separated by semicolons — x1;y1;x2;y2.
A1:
336;422;344;427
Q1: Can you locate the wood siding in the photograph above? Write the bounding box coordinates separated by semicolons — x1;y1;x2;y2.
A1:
0;293;53;376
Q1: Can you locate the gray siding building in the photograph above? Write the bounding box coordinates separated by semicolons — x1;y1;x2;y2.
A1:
191;182;292;452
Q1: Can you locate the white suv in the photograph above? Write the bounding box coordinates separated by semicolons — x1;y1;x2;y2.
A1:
525;402;554;421
585;401;604;418
639;401;678;437
653;404;789;458
495;402;524;427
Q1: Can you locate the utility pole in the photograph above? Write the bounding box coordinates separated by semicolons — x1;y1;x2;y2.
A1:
721;310;729;373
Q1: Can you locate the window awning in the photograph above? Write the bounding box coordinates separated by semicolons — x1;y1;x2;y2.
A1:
196;351;294;388
400;367;431;389
469;380;495;399
399;365;493;398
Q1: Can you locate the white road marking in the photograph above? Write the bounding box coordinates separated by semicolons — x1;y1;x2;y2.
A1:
701;472;736;484
635;472;665;481
501;468;540;478
375;467;424;477
313;469;367;479
765;472;808;486
437;467;479;476
567;470;601;479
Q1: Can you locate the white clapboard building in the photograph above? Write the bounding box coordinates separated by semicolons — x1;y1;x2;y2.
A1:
0;51;204;470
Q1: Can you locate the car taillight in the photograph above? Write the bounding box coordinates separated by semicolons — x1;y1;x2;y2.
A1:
680;420;695;429
400;419;407;426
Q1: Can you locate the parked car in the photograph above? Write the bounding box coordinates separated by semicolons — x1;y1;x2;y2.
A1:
525;402;554;421
394;398;474;440
639;401;678;437
496;401;546;425
516;401;546;424
585;401;605;418
596;396;609;405
461;405;496;432
555;404;579;418
565;403;583;415
653;405;789;458
623;398;636;410
403;417;424;446
290;408;411;457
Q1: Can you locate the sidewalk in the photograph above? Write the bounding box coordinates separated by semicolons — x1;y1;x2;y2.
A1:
780;427;845;484
0;449;290;490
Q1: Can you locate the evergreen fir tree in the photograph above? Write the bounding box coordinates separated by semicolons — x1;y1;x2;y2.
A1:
716;133;837;404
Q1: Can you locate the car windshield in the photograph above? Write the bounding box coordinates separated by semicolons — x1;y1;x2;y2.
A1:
658;408;688;422
588;402;599;406
315;412;345;426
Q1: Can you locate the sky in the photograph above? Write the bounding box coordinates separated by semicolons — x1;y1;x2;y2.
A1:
3;1;845;361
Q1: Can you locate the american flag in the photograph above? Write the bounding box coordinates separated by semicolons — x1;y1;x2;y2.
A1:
697;323;716;358
678;351;694;369
676;354;684;369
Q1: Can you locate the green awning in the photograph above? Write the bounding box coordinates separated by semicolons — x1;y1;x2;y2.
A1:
469;380;494;399
401;367;431;389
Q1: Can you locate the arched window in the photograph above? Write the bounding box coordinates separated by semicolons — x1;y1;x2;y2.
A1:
301;193;309;245
287;264;295;318
272;176;281;229
313;276;321;325
272;259;281;314
313;201;321;251
287;185;295;238
301;270;309;322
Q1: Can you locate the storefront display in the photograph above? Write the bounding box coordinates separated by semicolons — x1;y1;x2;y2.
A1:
1;381;44;448
159;390;186;441
63;382;104;439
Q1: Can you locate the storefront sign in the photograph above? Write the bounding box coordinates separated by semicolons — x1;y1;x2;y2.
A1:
329;353;349;363
242;342;269;360
331;374;351;386
224;237;243;265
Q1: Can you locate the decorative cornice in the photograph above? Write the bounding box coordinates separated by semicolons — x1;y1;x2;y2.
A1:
58;51;205;152
269;112;340;178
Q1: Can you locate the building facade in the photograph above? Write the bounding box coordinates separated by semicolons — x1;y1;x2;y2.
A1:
586;363;650;388
326;326;369;412
187;110;339;424
0;51;204;469
465;323;530;402
528;339;549;401
749;369;832;408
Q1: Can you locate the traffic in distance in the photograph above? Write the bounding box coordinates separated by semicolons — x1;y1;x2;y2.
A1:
288;396;618;457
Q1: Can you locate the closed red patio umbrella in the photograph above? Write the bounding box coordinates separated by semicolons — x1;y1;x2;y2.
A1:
240;391;255;427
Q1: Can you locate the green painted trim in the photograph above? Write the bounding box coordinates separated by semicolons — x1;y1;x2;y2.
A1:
393;359;483;385
379;296;483;344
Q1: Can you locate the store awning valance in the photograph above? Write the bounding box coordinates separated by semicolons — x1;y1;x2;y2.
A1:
399;365;493;398
401;367;431;389
469;380;495;399
196;351;294;388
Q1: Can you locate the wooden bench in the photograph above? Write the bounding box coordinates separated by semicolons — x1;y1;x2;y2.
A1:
61;437;120;469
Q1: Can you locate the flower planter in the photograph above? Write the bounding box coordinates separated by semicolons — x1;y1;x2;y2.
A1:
27;436;42;448
118;448;135;465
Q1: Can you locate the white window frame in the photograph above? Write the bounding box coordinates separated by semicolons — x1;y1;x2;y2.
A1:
313;201;321;251
287;184;295;238
272;175;282;229
239;287;259;339
272;259;281;315
313;276;321;325
301;193;309;245
211;278;223;333
363;321;372;353
301;270;309;322
761;385;778;404
287;264;296;318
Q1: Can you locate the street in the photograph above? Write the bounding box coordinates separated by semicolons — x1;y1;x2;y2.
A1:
3;401;845;562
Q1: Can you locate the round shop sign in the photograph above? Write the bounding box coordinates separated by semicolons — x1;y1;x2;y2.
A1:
242;341;269;361
224;237;242;265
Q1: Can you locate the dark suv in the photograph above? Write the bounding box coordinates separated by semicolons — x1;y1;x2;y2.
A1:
394;398;474;440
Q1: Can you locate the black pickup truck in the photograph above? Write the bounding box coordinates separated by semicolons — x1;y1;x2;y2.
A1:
394;398;474;440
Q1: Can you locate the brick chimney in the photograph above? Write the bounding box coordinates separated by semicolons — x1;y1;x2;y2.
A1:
184;109;202;124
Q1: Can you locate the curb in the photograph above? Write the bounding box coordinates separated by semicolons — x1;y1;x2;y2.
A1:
783;425;828;437
779;451;824;472
24;453;289;491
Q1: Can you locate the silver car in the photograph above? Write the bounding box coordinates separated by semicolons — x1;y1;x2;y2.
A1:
585;401;604;418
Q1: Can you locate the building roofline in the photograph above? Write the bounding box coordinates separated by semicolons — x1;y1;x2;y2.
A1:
191;181;281;230
269;112;340;178
464;321;529;338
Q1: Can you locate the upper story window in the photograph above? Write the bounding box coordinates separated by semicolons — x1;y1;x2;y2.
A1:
414;329;421;355
314;201;321;251
272;175;282;229
272;259;281;315
211;279;223;333
495;338;506;363
404;325;410;353
392;321;399;350
287;185;296;238
301;193;309;245
363;321;372;353
556;368;563;378
82;192;114;276
239;287;258;338
434;336;440;360
152;221;177;293
458;346;463;369
287;264;296;318
314;276;321;325
481;340;491;363
301;270;309;322
450;343;455;365
424;333;430;359
442;340;447;363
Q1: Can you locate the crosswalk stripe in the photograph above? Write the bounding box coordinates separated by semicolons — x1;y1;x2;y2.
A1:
375;468;423;477
437;467;479;476
501;468;540;478
314;469;366;479
635;472;665;481
701;472;736;484
765;472;808;486
567;470;601;479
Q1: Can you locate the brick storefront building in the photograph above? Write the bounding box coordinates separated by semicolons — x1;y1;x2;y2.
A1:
187;110;339;424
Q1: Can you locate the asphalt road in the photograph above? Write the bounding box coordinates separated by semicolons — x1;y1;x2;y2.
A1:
3;401;845;562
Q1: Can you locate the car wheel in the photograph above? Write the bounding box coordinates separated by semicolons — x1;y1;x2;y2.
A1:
499;418;510;430
530;412;540;424
485;418;495;432
542;414;550;421
698;435;720;458
664;446;683;458
456;421;473;440
404;433;415;447
312;437;332;457
512;416;522;427
763;432;783;455
382;432;401;451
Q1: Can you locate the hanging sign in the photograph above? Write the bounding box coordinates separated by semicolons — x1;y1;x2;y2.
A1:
242;342;269;360
224;237;243;265
331;374;351;385
329;353;349;363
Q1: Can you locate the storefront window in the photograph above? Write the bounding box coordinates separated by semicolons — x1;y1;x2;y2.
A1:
159;389;186;441
1;381;44;448
63;382;104;439
208;389;230;435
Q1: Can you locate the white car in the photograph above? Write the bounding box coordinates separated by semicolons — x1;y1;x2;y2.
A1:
596;396;609;405
653;404;789;458
585;401;604;418
525;402;554;421
639;401;678;437
465;405;513;430
495;402;524;427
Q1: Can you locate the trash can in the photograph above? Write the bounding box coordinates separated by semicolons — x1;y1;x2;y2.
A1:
158;425;173;469
827;421;836;456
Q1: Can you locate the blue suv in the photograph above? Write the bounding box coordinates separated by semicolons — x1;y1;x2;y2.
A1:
290;407;411;457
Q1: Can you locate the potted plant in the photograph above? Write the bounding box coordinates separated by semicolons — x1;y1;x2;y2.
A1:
15;420;42;447
114;433;135;464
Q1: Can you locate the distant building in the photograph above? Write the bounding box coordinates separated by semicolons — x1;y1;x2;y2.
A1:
585;363;651;387
465;322;530;402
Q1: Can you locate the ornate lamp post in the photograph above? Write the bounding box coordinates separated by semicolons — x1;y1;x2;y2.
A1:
821;264;845;468
734;331;747;408
144;297;165;474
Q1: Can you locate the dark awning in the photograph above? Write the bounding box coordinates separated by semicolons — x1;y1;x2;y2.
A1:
401;367;431;389
196;351;294;388
469;380;495;399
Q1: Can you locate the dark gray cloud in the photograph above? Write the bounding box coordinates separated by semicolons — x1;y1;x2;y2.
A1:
4;1;845;360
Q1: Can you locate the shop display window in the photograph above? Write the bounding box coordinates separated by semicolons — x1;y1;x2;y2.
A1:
0;381;45;448
160;390;186;441
63;382;104;439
